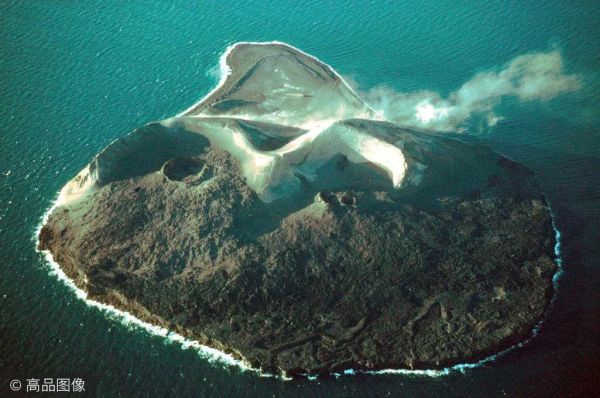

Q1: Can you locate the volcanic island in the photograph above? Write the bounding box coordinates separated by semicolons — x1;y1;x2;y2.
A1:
38;42;557;377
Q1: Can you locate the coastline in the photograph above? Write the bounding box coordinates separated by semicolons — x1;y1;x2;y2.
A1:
32;40;564;380
34;191;563;380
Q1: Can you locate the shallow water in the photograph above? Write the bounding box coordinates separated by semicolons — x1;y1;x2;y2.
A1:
1;1;599;396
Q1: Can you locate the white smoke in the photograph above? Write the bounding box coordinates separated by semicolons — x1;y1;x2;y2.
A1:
358;50;581;132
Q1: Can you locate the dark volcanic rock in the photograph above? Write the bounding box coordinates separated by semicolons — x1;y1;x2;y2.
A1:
38;42;557;377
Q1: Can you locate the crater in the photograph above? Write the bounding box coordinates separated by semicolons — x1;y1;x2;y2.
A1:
161;157;208;182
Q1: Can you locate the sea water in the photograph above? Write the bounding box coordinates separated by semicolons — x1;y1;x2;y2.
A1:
1;1;599;396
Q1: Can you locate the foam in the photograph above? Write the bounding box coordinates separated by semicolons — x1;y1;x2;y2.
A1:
177;43;233;117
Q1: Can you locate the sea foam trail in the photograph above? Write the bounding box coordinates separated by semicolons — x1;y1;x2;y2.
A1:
34;192;563;380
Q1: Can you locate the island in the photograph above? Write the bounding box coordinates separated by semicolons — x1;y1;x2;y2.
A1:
38;42;557;377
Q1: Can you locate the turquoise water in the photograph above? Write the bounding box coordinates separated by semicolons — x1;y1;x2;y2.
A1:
1;1;599;396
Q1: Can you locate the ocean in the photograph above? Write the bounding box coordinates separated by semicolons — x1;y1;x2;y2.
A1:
1;1;599;396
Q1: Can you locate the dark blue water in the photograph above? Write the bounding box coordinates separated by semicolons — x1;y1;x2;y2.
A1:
1;1;599;396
